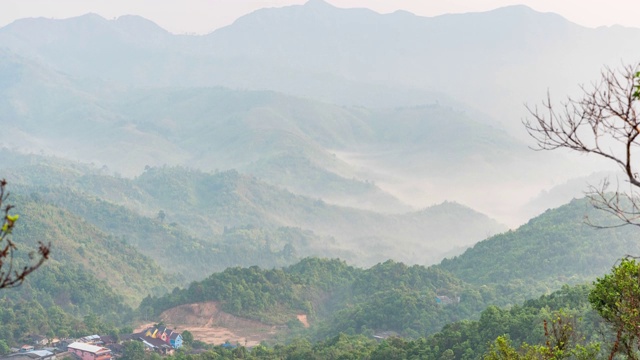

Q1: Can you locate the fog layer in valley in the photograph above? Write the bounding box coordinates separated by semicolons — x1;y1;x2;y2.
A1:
1;0;638;264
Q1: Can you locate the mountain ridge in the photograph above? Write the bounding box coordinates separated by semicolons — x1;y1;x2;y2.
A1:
0;51;548;225
0;151;507;268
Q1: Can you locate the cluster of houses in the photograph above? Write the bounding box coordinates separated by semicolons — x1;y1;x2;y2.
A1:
0;336;116;360
0;336;67;360
0;326;183;360
4;348;56;360
122;326;183;356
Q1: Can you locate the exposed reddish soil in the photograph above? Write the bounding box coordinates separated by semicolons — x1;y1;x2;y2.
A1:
296;314;310;328
135;302;283;347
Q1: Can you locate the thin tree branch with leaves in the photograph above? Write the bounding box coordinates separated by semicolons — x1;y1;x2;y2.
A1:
0;178;50;289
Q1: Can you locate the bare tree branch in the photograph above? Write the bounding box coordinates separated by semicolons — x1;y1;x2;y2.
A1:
524;63;640;227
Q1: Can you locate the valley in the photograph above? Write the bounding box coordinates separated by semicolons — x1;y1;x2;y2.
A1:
0;1;639;359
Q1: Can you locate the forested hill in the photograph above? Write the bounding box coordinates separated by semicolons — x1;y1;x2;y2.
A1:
422;284;599;359
0;194;170;344
9;194;180;304
137;197;640;342
2;193;637;350
246;284;598;360
136;249;613;343
439;197;640;297
132;166;505;265
0;151;506;268
139;258;493;337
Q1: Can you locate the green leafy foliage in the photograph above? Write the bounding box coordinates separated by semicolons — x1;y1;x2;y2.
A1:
122;340;146;360
423;285;605;359
0;262;133;344
589;258;640;359
633;71;640;99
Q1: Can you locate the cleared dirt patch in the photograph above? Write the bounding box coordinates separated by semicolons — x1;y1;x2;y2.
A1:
136;302;282;347
296;314;309;328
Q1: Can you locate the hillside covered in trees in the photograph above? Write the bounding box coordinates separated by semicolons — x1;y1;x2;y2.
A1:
0;186;637;357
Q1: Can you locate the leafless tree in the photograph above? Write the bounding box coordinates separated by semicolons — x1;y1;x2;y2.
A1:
524;63;640;227
0;179;50;289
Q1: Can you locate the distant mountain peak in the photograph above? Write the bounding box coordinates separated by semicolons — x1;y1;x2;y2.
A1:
1;12;107;30
493;4;536;12
115;14;155;23
63;12;111;26
113;14;170;35
485;4;570;24
391;9;415;17
304;0;335;8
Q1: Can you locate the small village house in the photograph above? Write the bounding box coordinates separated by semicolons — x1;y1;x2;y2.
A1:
19;346;34;353
138;338;174;355
1;349;56;360
29;336;48;347
141;326;183;349
66;342;111;360
78;336;100;345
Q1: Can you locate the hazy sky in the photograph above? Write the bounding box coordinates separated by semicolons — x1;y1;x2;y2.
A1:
2;0;640;34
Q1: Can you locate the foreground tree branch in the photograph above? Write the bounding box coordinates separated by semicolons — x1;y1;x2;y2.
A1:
0;179;50;289
524;63;640;226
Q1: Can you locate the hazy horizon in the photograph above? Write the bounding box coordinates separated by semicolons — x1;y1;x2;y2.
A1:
3;0;640;35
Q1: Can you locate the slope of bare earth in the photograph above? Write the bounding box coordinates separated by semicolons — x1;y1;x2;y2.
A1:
296;314;309;328
136;302;297;347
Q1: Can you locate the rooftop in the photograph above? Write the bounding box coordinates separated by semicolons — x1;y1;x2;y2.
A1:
27;351;53;357
67;342;110;354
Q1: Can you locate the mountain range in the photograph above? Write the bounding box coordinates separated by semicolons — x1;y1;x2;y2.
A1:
0;152;506;269
0;0;638;314
1;1;637;226
2;1;639;127
0;47;573;226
